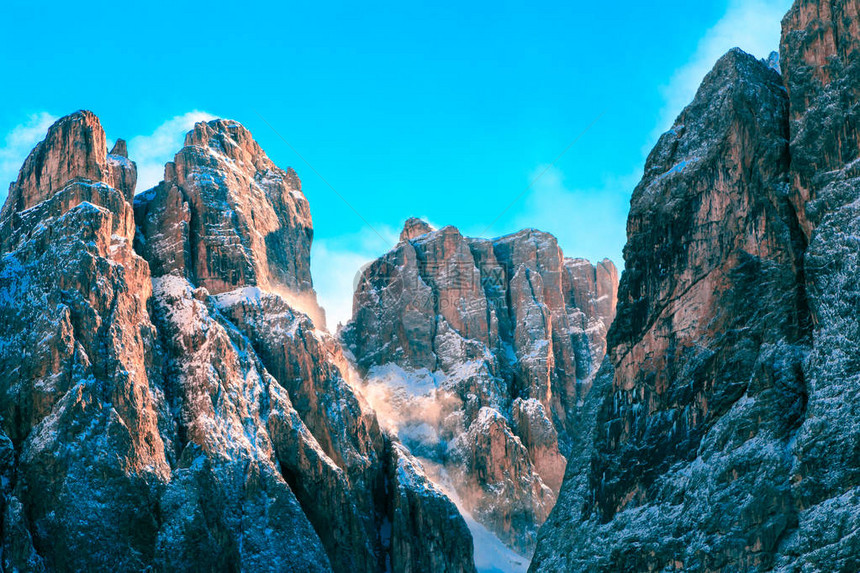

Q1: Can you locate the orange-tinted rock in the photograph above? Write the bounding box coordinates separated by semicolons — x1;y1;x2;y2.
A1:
531;48;812;573
781;0;860;238
400;217;434;242
0;112;478;573
345;219;618;555
449;407;555;552
0;111;170;572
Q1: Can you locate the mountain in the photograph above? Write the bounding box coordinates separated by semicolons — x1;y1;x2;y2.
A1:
530;0;860;571
0;112;475;573
2;0;858;570
342;220;618;556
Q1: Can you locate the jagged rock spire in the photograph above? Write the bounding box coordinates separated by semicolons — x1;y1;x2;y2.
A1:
400;217;434;242
134;118;317;300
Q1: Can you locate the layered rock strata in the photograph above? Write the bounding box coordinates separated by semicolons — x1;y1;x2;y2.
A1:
343;221;618;554
531;1;860;570
0;112;476;573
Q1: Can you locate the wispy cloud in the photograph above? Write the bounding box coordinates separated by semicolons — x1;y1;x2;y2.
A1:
311;223;399;329
510;166;635;267
127;111;216;193
651;0;792;144
0;112;59;204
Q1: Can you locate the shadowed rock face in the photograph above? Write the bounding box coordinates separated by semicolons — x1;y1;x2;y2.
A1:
531;48;812;572
776;0;860;569
343;222;618;554
595;49;808;536
0;111;476;573
531;2;860;571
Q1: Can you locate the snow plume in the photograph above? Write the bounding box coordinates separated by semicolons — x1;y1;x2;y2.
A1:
354;363;531;572
421;459;530;573
311;224;400;329
358;364;464;459
270;285;328;332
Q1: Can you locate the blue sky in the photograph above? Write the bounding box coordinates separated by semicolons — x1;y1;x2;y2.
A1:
0;0;791;325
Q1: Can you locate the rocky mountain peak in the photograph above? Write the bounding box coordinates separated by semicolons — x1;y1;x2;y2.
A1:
109;138;129;157
766;50;782;74
400;216;434;241
0;111;138;252
0;110;478;573
531;2;860;570
181;118;270;169
344;222;618;556
134;117;318;309
0;111;139;226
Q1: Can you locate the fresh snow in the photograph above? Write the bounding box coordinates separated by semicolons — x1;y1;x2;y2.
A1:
421;459;530;573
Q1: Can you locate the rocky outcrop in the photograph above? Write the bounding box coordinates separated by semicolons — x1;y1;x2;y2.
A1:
531;48;809;571
212;288;384;523
343;222;618;554
0;112;136;225
531;2;860;570
0;111;476;573
776;0;860;568
0;111;172;572
400;217;434;242
448;407;556;541
133;119;318;315
145;275;335;572
781;0;860;239
387;443;476;573
135;118;476;573
593;50;808;549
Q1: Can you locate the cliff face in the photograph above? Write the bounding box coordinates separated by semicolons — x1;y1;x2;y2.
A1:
530;49;810;572
133;119;318;317
0;111;175;572
343;222;618;555
778;0;860;568
531;1;860;571
781;0;860;238
0;112;476;573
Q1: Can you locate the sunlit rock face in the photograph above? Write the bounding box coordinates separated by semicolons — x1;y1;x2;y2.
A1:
343;221;619;555
132;119;319;315
0;111;174;572
777;0;860;568
531;1;860;571
0;111;476;573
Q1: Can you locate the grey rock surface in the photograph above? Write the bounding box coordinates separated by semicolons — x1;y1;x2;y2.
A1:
0;111;476;573
531;1;860;571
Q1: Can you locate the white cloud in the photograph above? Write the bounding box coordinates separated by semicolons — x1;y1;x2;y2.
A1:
651;0;792;144
510;165;635;267
0;112;59;204
311;223;399;329
127;111;216;193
